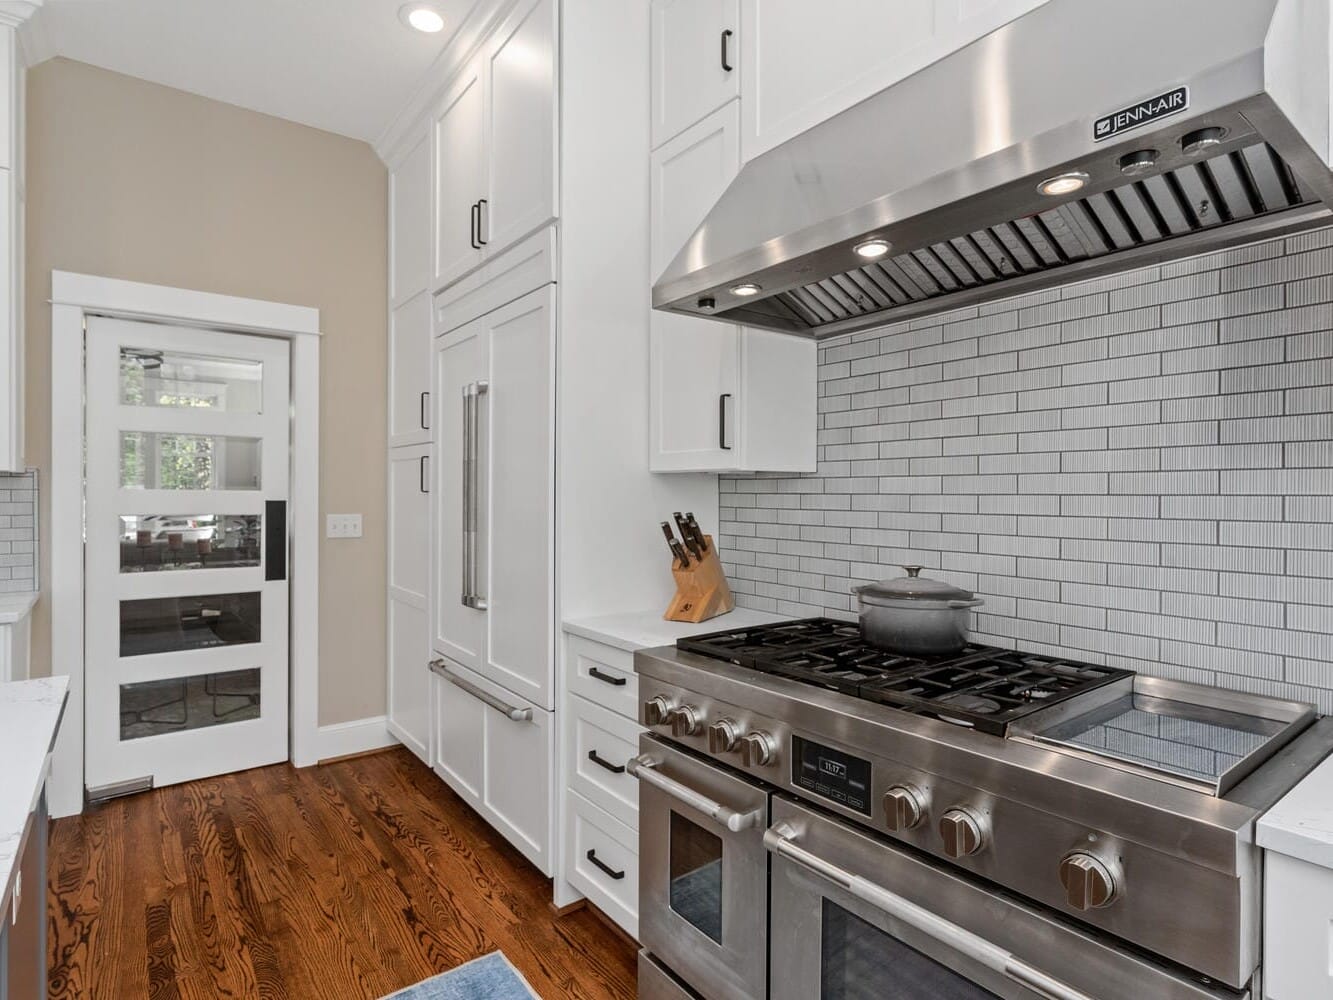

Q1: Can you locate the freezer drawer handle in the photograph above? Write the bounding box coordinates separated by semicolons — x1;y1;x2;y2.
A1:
461;380;490;610
763;823;1096;1000
627;755;762;833
586;849;625;881
431;660;533;722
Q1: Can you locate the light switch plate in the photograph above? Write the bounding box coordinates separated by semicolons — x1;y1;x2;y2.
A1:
326;514;363;539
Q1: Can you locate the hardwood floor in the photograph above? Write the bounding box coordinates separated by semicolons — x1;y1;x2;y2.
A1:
47;747;638;999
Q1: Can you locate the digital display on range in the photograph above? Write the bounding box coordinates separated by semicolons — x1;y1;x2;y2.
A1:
792;736;872;816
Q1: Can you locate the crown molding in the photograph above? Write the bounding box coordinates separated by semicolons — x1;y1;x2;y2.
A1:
0;0;40;29
15;3;51;66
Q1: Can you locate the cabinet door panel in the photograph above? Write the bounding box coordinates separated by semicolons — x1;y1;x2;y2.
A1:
389;444;430;602
650;0;739;149
434;61;486;289
389;292;431;446
431;664;484;803
482;688;552;875
390;129;431;303
650;101;740;278
388;599;430;764
481;287;554;709
484;0;557;257
433;321;486;672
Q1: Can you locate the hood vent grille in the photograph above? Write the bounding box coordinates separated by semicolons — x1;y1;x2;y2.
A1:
765;142;1313;332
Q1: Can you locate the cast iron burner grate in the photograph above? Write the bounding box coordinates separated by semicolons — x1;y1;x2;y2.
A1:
678;618;1132;736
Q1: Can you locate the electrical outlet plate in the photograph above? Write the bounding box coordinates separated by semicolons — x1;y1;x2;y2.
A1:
326;514;363;539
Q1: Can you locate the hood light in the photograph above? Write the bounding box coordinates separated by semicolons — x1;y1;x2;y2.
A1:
1182;127;1227;156
1037;171;1090;197
854;238;891;259
1118;149;1158;176
400;4;445;32
730;282;762;297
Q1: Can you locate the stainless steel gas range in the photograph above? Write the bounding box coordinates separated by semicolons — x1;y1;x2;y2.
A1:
628;618;1333;1000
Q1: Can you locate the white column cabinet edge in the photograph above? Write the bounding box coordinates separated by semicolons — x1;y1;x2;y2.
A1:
0;26;24;473
386;444;431;763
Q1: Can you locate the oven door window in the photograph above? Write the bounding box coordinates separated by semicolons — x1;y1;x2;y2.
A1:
821;900;999;999
669;810;724;943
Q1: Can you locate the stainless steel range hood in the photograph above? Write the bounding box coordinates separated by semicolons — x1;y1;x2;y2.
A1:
652;0;1333;339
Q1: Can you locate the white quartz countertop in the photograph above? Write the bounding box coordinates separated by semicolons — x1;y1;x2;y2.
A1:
1259;747;1333;869
563;607;787;653
0;591;37;625
0;676;68;913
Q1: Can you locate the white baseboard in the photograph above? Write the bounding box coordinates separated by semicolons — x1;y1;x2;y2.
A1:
312;715;398;763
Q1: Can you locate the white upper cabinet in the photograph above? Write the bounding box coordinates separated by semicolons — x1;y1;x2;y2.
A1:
649;0;740;150
389;125;433;449
390;130;431;304
738;0;1050;162
433;58;487;289
433;0;558;291
0;26;22;473
389;293;432;448
484;0;558;255
649;102;814;473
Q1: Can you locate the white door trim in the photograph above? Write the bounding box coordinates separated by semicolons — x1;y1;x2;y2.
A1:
48;270;322;817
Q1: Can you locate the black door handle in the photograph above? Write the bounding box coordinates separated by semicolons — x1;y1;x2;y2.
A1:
589;666;627;687
265;500;287;581
470;201;480;250
477;199;489;245
719;393;733;450
420;391;430;430
720;29;734;72
587;749;627;775
586;849;625;881
419;455;429;494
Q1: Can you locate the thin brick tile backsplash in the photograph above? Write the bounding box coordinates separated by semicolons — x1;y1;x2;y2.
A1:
0;470;38;593
719;229;1333;713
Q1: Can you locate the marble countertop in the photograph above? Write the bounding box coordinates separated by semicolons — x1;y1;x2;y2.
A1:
0;676;68;914
1259;747;1333;869
563;607;787;653
0;591;37;625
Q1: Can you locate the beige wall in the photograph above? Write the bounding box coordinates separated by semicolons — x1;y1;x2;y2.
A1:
25;58;388;726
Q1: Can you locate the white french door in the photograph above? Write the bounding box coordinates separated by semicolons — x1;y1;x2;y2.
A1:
84;317;291;796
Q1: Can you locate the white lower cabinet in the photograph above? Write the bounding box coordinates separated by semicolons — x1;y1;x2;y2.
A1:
566;790;639;939
387;444;431;763
431;658;554;875
568;694;641;825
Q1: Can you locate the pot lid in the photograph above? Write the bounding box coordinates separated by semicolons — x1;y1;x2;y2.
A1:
856;566;978;605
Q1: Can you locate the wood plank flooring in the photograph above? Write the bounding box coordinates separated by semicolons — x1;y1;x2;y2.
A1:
47;747;638;999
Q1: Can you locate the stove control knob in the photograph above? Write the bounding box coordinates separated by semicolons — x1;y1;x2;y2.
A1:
644;696;673;727
1059;853;1119;910
883;784;928;831
668;705;705;737
708;718;742;754
740;731;778;768
939;808;987;858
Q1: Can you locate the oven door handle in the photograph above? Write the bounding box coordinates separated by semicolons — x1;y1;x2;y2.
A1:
764;823;1097;1000
627;755;763;833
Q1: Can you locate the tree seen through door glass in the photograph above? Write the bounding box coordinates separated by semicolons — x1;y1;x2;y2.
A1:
120;432;262;490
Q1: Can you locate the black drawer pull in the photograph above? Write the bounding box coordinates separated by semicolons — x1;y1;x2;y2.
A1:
586;849;625;881
587;749;626;775
589;666;627;687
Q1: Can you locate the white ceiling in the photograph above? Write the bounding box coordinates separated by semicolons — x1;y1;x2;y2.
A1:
24;0;485;144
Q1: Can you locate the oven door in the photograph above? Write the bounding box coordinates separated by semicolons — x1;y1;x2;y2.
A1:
767;796;1248;1000
630;734;769;1000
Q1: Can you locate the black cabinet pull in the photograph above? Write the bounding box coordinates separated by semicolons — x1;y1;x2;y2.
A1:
719;393;733;450
420;390;430;430
589;666;627;687
470;201;481;250
586;849;625;881
587;749;627;775
720;28;734;72
477;199;489;246
419;455;429;494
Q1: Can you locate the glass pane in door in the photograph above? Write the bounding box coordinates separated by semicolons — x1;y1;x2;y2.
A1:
821;900;999;999
119;592;261;656
120;432;262;490
119;514;262;572
120;347;263;412
120;667;261;740
669;810;723;943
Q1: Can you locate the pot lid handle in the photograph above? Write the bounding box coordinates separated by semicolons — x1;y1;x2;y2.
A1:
900;565;923;578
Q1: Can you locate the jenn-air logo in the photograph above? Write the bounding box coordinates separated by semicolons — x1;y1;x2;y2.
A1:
1094;87;1189;142
819;759;847;780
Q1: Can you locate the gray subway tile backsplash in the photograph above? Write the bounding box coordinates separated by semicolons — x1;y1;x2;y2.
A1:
0;470;37;593
719;228;1333;713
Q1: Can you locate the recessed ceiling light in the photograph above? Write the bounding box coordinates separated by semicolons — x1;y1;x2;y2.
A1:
854;238;891;259
730;282;762;297
1037;171;1090;197
400;3;445;33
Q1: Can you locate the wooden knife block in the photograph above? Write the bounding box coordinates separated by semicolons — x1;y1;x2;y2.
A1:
664;535;735;624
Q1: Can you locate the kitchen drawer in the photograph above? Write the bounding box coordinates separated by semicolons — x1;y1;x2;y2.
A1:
434;225;557;335
566;790;639;940
566;634;639;720
568;693;643;827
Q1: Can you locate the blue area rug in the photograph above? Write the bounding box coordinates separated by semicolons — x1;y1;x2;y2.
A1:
383;952;540;999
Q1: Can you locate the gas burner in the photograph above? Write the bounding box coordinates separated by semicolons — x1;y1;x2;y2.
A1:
679;618;1131;735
